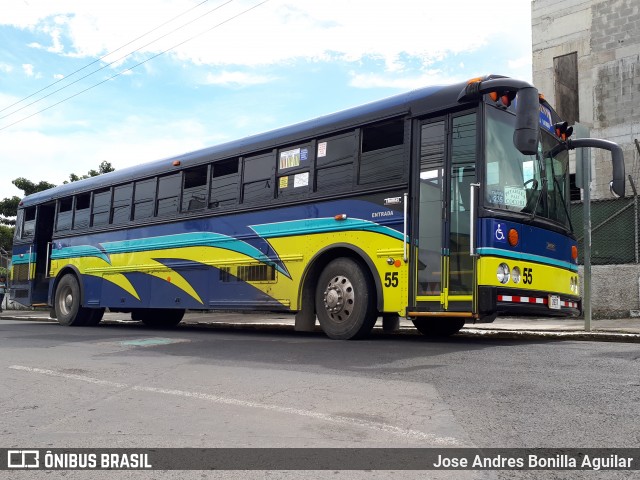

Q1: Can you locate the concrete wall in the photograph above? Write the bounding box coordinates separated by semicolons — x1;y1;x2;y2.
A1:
532;0;640;200
533;0;640;318
581;264;640;318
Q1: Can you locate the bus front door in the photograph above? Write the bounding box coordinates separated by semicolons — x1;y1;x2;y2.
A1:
411;113;477;319
28;203;55;306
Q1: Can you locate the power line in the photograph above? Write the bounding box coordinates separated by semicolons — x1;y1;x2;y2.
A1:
0;0;211;115
1;0;238;122
0;0;270;132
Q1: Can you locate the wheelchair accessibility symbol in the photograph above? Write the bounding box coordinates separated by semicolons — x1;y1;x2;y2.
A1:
495;223;506;242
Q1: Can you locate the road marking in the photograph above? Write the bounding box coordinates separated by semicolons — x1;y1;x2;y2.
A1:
9;365;463;446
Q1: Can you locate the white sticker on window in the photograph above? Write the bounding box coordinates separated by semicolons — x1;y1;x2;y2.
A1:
280;148;301;170
293;172;309;188
318;142;327;158
504;186;527;208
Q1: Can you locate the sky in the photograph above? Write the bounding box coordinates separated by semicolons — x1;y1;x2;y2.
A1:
0;0;533;200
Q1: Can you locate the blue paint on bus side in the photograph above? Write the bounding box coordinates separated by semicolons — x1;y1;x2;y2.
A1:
477;217;577;271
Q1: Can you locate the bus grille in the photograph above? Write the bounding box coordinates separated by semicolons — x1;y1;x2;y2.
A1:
219;265;276;283
12;264;30;282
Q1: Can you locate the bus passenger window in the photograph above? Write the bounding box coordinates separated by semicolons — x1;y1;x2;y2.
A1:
22;207;36;239
73;193;90;230
111;183;133;224
277;144;310;198
210;159;239;208
91;188;111;227
359;119;405;185
55;197;73;232
157;174;180;217
315;132;355;192
182;165;208;212
242;153;274;203
133;178;156;220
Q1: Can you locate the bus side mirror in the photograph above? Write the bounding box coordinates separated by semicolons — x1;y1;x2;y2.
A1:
569;138;625;197
513;86;540;156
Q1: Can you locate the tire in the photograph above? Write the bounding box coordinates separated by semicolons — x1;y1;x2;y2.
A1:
54;274;93;326
84;308;105;326
137;308;185;328
412;318;465;337
315;258;377;340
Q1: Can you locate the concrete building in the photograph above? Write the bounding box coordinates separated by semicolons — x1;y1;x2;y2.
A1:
532;0;640;200
532;0;640;318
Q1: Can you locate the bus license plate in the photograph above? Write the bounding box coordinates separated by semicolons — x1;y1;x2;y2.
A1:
548;295;561;310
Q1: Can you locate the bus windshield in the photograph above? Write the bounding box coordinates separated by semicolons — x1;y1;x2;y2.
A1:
484;106;571;230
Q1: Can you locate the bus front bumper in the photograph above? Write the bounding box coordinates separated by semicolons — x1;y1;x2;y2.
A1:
478;286;582;317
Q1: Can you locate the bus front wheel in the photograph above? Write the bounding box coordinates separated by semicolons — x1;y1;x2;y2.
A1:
412;318;465;337
54;274;94;326
315;258;377;340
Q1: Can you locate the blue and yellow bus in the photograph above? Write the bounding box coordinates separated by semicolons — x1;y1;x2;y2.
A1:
9;75;625;339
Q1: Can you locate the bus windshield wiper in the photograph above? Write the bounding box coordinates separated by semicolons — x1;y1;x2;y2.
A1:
529;177;547;222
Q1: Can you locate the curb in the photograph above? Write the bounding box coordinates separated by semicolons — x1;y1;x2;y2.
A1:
2;315;639;342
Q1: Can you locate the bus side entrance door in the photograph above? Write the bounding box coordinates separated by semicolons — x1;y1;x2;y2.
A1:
412;113;477;316
30;202;55;306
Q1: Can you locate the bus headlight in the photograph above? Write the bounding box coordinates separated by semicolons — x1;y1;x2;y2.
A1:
497;263;510;284
511;266;521;284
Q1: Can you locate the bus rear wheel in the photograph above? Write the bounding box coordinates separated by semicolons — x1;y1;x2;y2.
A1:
412;318;465;337
315;258;377;340
54;274;94;326
134;308;185;328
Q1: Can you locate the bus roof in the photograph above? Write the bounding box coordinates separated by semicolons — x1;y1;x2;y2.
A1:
21;79;475;207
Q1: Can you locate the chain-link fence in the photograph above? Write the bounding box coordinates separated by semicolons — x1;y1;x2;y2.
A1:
570;139;640;265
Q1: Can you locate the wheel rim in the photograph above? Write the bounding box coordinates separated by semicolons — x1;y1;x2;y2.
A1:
58;284;73;316
322;275;355;323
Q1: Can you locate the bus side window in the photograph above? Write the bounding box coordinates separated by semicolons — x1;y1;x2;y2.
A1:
157;174;181;217
91;188;111;227
133;178;156;220
182;165;208;212
359;119;405;185
22;207;36;239
73;193;91;230
55;197;73;232
315;132;355;193
210;158;239;209
242;152;274;203
111;183;133;224
277;144;311;198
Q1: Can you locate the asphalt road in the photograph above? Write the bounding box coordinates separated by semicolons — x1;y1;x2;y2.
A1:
1;319;639;479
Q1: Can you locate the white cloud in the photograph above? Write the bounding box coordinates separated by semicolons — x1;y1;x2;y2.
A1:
0;63;12;73
22;64;35;77
349;71;464;90
204;70;275;87
0;114;213;199
3;0;531;73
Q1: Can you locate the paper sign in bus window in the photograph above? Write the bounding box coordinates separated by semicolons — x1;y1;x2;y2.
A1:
294;172;309;188
280;148;301;170
279;176;289;189
318;142;327;158
504;186;526;208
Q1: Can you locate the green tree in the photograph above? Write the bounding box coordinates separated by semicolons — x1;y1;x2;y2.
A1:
65;160;115;183
0;225;13;254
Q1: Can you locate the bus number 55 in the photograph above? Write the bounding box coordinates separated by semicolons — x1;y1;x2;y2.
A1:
384;272;399;288
523;268;533;284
